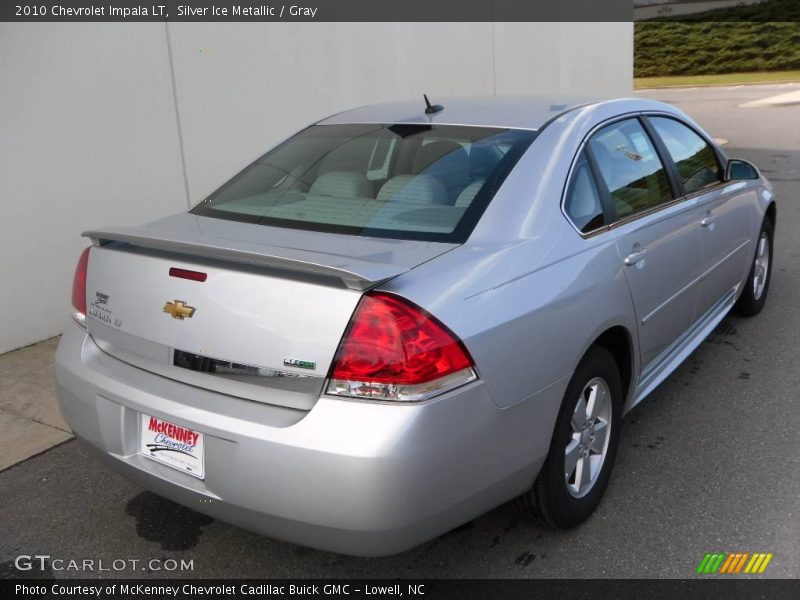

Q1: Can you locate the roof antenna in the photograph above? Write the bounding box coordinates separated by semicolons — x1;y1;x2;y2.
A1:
423;94;444;115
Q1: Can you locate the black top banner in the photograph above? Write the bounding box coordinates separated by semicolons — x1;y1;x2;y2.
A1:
4;0;631;22
2;0;799;22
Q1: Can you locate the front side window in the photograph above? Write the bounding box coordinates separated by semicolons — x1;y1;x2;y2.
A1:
192;124;536;242
588;118;673;220
649;117;722;195
564;152;605;234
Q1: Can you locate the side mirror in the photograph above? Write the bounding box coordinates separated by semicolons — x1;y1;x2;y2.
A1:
725;159;760;181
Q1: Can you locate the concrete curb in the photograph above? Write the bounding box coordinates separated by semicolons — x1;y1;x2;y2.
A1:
739;90;800;108
636;79;800;91
0;336;73;472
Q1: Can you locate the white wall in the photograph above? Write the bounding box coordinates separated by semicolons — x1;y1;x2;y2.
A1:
0;22;632;353
0;23;187;354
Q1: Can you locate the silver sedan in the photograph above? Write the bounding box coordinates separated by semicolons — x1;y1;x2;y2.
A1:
56;95;776;556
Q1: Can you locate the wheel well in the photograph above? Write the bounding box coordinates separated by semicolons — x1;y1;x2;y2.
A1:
766;201;776;226
592;327;633;400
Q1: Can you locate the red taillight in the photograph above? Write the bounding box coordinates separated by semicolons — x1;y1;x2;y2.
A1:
327;292;476;401
71;247;90;327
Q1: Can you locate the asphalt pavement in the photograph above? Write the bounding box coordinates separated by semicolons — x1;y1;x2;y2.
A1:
2;84;798;579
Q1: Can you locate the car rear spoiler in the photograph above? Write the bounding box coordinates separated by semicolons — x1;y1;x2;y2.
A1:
83;227;406;291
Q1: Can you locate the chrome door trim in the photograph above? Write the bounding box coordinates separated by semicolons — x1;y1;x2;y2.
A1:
560;110;650;239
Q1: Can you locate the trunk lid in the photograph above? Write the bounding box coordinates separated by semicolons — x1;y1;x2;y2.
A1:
83;214;456;410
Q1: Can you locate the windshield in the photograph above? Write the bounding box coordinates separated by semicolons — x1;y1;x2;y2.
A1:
191;123;536;242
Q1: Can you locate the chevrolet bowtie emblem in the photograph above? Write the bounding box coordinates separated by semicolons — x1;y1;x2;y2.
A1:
163;300;196;320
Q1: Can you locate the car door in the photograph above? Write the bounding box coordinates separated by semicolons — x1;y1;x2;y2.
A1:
646;116;753;318
586;117;704;371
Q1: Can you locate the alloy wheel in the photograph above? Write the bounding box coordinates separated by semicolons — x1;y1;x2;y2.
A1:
565;377;612;498
753;231;770;301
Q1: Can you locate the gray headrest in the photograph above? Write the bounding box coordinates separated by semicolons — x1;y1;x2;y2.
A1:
309;170;374;198
412;141;469;174
377;174;448;205
455;179;485;207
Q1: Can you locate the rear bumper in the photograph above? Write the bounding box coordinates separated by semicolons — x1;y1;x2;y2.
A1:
55;322;564;556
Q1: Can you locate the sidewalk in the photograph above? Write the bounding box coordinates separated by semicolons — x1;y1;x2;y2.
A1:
0;337;72;471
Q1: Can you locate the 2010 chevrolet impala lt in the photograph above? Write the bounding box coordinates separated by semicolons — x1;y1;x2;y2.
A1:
55;96;776;556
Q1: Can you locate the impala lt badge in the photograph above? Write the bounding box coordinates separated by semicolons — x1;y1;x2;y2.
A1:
163;300;196;320
283;358;316;370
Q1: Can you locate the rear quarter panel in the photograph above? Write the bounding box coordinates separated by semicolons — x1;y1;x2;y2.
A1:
383;237;638;412
383;101;659;413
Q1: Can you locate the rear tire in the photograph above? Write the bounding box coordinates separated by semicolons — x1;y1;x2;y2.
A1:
734;216;774;317
515;346;623;529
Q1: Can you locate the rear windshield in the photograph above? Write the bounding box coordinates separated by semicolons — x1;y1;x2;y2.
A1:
191;123;536;242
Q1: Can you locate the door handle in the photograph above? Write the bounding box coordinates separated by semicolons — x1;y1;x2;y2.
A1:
624;247;648;266
701;213;717;227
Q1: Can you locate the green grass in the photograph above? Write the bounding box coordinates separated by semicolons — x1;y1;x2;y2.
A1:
645;0;800;22
635;0;800;79
635;21;800;78
635;69;800;89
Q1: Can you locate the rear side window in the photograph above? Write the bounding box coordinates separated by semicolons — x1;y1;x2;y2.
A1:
564;152;605;234
588;118;673;220
191;124;536;243
649;117;722;195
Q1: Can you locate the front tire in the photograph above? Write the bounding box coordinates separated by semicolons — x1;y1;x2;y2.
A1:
515;346;623;529
734;216;774;317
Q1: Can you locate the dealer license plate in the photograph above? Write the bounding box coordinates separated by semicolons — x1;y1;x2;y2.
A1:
139;414;205;479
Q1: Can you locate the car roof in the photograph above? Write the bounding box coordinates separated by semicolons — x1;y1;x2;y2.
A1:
317;95;628;131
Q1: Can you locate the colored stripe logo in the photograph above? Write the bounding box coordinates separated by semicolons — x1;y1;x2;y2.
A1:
697;552;773;574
